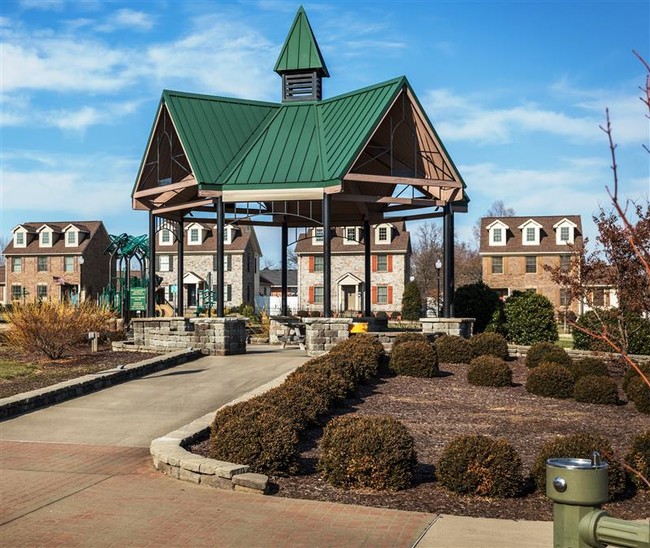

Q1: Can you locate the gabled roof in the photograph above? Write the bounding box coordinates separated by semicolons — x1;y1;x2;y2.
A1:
274;6;329;77
3;221;106;256
295;222;410;254
517;218;543;230
486;219;509;230
260;269;298;287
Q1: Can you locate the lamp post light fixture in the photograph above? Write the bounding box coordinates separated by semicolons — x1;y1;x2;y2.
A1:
435;259;442;317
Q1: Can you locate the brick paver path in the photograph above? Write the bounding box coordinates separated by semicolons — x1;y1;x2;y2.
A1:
0;440;435;547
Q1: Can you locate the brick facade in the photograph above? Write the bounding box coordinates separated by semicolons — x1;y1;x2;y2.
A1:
2;221;112;303
294;223;411;315
479;215;582;315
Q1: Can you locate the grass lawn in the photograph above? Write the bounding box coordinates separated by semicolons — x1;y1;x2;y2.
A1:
0;360;37;380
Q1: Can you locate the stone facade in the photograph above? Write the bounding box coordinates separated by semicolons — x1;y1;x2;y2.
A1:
421;317;475;338
295;223;411;315
132;317;247;355
303;317;351;356
2;221;112;303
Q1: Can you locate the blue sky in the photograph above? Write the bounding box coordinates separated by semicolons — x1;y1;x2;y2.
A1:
2;0;649;265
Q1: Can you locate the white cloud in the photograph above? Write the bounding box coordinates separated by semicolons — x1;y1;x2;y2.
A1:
97;9;155;33
19;0;64;11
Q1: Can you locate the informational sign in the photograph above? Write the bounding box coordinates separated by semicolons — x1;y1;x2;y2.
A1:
130;287;147;311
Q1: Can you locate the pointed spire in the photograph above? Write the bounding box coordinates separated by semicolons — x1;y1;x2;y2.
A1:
274;6;329;78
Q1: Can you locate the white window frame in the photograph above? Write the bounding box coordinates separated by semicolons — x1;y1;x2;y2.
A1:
159;229;173;246
39;228;53;247
14;229;27;248
65;229;78;247
187;224;203;246
343;226;358;245
224;225;233;245
376;285;389;304
37;283;48;299
159;255;172;272
313;286;324;304
12;257;22;273
375;223;392;245
518;219;542;246
553;218;577;245
312;227;324;245
486;220;509;247
64;256;75;272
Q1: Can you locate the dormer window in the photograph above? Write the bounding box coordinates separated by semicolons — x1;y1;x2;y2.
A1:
224;225;234;245
190;228;199;244
313;227;324;245
65;229;78;247
375;224;392;245
553;218;577;245
186;223;204;245
159;229;173;246
41;231;51;246
486;220;509;247
518;219;542;246
344;227;359;245
14;230;26;248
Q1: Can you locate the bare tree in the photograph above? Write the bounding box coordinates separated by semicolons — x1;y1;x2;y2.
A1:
0;235;9;266
411;222;443;299
473;200;516;243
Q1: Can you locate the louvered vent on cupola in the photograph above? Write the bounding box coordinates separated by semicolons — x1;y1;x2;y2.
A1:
275;6;330;103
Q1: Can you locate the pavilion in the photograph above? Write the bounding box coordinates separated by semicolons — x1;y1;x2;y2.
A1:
131;6;468;320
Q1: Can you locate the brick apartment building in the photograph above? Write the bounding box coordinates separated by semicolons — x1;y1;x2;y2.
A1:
3;221;113;304
154;222;261;313
294;222;411;315
479;215;583;314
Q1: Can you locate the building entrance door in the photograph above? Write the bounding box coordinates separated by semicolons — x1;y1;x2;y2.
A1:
342;285;356;312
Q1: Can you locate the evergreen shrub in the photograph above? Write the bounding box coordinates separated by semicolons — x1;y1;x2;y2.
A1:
318;415;417;491
469;332;509;359
467;356;512;388
454;281;501;334
435;335;476;364
389;339;438;378
573;375;619;405
525;341;572;369
505;291;558;345
329;334;384;381
437;435;524;498
568;357;610;380
627;377;650;414
625;430;650;490
531;433;627;500
525;363;575;399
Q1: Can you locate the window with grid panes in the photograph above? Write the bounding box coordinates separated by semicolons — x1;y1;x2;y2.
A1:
15;232;25;246
560;288;570;307
37;256;48;272
37;284;48;299
492;256;503;274
493;228;502;243
314;227;324;244
64;256;74;272
560;255;571;272
314;256;324;272
11;285;22;300
376;254;388;272
313;286;324;303
12;257;22;273
41;232;50;245
560;226;570;242
525;256;537;273
378;226;388;242
189;228;199;243
377;285;388;304
526;227;536;242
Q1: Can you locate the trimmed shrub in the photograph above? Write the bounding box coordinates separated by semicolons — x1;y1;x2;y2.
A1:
210;399;299;475
622;363;650;397
525;363;575;399
627;377;650;414
454;281;501;334
435;335;476;364
318;415;417;491
261;382;332;427
505;291;558;345
574;375;619;405
286;356;355;402
329;334;384;381
437;435;524;498
390;339;438;378
531;433;627;500
625;430;650;490
469;332;509;359
401;281;422;321
467;356;512;388
392;332;431;349
375;311;388;320
5;301;115;359
525;341;572;369
574;309;650;355
567;357;610;380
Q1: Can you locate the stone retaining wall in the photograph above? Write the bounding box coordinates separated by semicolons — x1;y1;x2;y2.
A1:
0;349;202;420
508;344;650;365
132;317;247;355
303;317;351;356
421;317;475;338
268;316;303;345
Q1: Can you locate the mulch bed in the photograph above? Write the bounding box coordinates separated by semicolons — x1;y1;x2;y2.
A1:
192;358;649;521
0;344;160;398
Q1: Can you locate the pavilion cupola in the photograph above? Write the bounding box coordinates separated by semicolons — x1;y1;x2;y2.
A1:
274;6;330;102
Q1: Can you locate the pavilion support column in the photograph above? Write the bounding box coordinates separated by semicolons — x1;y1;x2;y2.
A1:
443;204;455;318
176;218;184;317
364;220;372;316
281;221;288;316
147;211;156;318
323;194;332;318
215;198;225;317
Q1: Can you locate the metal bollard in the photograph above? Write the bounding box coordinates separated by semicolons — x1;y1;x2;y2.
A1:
546;452;650;548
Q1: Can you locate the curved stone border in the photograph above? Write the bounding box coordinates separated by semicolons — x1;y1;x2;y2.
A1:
150;369;296;495
508;344;650;365
0;349;202;420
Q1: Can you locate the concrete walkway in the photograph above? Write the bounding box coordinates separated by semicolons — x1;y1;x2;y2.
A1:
0;345;553;547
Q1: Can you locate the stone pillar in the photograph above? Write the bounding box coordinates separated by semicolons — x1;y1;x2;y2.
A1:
420;317;475;338
303;317;351;356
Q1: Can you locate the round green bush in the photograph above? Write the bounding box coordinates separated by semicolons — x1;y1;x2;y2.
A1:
625;430;650;490
567;357;610;380
525;363;575;399
210;399;299;475
435;335;476;364
467;356;512;388
469;332;509;359
318;415;417;491
531;433;627;500
574;375;619;405
525;342;572;369
454;281;501;334
505;291;558;345
286;355;356;402
627;377;650;414
389;339;438;378
329;334;384;381
437;435;524;498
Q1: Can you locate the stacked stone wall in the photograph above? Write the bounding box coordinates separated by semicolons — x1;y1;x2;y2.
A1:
303;318;351;356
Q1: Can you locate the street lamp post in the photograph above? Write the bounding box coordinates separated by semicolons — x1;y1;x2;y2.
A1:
435;259;442;317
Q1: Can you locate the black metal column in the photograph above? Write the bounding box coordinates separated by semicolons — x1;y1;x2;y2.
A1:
323;194;332;318
364;220;371;316
443;204;455;318
281;221;288;316
147;211;156;317
215;198;225;317
177;218;184;316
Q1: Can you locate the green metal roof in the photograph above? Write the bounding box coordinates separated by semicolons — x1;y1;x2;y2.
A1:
274;6;329;77
162;90;279;184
